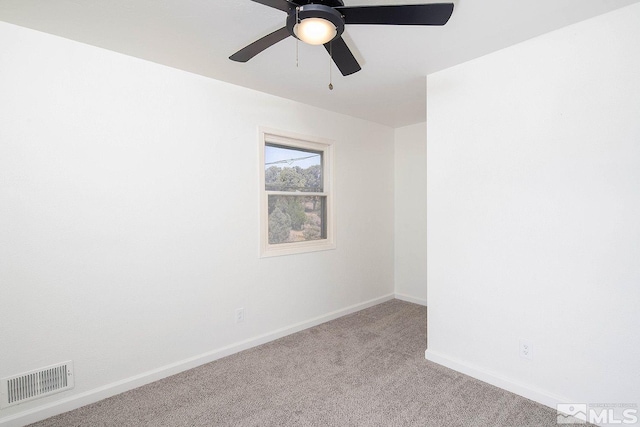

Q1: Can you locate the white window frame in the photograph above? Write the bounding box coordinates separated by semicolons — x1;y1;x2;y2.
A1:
259;128;335;257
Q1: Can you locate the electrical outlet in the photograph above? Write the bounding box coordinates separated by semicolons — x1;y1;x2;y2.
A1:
519;339;533;360
235;308;245;324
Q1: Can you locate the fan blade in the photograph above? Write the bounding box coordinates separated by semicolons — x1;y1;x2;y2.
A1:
336;3;454;26
230;27;291;62
324;37;361;76
250;0;295;12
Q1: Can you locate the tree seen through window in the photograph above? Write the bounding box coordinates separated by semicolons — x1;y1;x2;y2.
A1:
265;144;326;244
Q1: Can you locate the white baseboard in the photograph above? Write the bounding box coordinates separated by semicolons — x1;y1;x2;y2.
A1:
424;349;570;411
0;293;394;427
394;293;427;306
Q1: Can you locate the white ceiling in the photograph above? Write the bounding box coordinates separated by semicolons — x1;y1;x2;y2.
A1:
1;0;638;127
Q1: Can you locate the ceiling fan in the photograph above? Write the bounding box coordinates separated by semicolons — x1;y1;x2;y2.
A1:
230;0;454;76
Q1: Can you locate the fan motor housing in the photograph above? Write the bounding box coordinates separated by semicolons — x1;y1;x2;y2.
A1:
291;0;345;7
286;4;346;42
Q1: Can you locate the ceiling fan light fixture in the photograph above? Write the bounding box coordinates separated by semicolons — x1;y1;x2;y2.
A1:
294;17;337;45
286;4;345;46
231;1;455;77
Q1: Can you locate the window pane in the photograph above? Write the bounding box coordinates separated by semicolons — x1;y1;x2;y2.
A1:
265;144;323;192
268;195;326;244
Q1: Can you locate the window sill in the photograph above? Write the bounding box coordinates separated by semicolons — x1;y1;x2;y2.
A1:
261;239;336;258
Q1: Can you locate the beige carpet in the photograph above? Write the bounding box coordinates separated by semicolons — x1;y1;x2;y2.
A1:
30;299;562;426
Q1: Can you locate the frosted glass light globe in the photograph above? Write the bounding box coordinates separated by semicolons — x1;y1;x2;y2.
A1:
294;17;337;45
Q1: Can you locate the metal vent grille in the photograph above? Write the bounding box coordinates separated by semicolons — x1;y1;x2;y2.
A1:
1;361;74;408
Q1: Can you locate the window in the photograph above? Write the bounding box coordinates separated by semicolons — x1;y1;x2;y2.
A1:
260;129;335;257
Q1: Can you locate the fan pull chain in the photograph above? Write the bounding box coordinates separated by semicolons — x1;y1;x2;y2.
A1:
295;7;300;68
328;42;334;90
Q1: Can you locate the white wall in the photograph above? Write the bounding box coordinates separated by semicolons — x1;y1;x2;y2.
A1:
425;2;640;421
394;123;427;306
0;22;394;424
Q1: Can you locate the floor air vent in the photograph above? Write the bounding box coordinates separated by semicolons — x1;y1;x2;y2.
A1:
1;361;74;408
